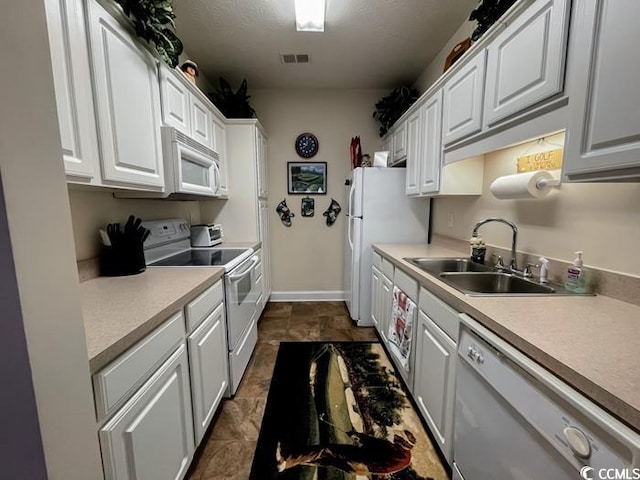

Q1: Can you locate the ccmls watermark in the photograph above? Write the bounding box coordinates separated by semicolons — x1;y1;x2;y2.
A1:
580;466;640;480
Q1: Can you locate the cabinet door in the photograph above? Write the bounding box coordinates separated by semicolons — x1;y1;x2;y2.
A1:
188;303;228;444
484;0;570;127
87;0;164;189
258;199;272;299
100;344;194;480
212;115;229;197
190;94;214;150
159;66;191;135
419;90;443;195
563;0;640;181
413;310;456;463
256;129;268;198
405;110;422;196
370;266;382;330
379;273;393;344
393;120;408;161
442;51;486;145
45;0;100;181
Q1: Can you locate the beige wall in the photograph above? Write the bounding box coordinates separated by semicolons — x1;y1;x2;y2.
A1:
68;187;201;261
250;88;387;293
413;20;474;94
432;133;640;276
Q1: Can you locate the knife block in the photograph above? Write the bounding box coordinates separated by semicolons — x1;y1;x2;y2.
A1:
99;242;146;276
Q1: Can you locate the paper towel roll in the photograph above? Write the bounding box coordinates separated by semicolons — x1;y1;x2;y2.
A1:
490;170;554;200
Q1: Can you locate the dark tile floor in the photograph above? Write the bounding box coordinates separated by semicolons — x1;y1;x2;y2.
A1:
186;301;378;479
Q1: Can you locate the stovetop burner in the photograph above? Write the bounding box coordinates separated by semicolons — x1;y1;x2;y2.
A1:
150;248;249;267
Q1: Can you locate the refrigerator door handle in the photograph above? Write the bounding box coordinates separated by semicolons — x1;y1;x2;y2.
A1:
348;181;356;217
348;215;354;251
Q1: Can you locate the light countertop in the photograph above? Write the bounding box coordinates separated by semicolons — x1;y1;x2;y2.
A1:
81;267;224;373
373;242;640;433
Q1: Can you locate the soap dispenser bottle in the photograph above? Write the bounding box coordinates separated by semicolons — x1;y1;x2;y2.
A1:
565;251;586;293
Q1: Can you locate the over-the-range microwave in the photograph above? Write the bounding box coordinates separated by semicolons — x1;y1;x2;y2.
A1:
161;126;221;197
114;126;221;200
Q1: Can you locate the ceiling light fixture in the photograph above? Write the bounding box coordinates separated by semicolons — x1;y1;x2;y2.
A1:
295;0;325;32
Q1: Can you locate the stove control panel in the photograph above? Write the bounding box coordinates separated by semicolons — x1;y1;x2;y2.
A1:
142;219;190;248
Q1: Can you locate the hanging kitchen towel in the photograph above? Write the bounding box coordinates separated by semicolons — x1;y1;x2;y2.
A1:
387;286;416;372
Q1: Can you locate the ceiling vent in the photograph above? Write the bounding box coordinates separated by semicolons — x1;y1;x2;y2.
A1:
281;53;310;64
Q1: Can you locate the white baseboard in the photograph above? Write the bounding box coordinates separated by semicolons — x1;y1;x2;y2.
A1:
269;291;346;302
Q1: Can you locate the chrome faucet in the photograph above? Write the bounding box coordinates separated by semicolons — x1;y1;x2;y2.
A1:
472;218;519;272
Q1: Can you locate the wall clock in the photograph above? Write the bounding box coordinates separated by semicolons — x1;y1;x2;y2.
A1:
295;132;319;158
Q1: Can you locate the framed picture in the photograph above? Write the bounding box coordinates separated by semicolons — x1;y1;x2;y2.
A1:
287;162;327;195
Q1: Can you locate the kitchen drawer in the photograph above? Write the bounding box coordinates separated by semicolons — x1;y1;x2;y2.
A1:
381;257;394;279
372;252;382;270
419;287;460;342
394;268;418;301
186;280;223;333
93;311;185;422
229;317;258;394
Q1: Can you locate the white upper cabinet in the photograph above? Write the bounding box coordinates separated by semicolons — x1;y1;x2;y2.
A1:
419;90;443;195
405;109;422;196
484;0;570;128
159;66;191;135
442;51;486;145
212;115;229;197
45;0;100;181
393;120;408;162
256;128;268;198
563;0;640;181
87;0;164;189
189;94;214;150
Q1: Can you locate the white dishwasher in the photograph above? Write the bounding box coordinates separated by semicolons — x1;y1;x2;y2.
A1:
454;314;640;480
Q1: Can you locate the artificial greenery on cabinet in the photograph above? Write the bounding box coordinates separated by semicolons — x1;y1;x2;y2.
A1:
208;78;256;119
372;86;419;137
114;0;184;67
469;0;519;41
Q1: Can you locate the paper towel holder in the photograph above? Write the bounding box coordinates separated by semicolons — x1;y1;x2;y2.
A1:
490;170;562;200
536;176;561;189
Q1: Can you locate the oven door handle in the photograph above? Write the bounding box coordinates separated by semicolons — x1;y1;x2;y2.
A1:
228;256;259;282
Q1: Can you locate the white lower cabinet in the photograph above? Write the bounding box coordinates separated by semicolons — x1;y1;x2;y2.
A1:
188;302;228;444
413;286;459;464
371;254;394;344
370;265;382;330
414;310;457;464
96;279;229;480
99;344;195;480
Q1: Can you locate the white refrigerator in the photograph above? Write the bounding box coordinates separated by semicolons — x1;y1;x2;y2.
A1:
343;167;430;325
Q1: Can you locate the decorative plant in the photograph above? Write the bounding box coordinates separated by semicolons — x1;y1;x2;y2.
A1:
372;86;419;137
469;0;518;41
114;0;184;67
208;78;256;119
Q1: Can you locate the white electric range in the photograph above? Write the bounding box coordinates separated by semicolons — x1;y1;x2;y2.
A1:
142;218;260;395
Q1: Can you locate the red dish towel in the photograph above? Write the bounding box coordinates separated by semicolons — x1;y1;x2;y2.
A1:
387;286;416;372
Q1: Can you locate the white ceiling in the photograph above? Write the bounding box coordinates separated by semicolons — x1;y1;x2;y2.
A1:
174;0;478;90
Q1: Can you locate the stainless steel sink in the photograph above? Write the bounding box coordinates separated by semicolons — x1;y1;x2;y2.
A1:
404;256;589;296
439;272;556;295
405;257;493;274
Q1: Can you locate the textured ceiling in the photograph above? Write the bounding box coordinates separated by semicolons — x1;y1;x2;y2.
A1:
174;0;478;90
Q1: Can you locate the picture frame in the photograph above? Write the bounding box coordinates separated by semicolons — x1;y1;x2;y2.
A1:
287;162;327;195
